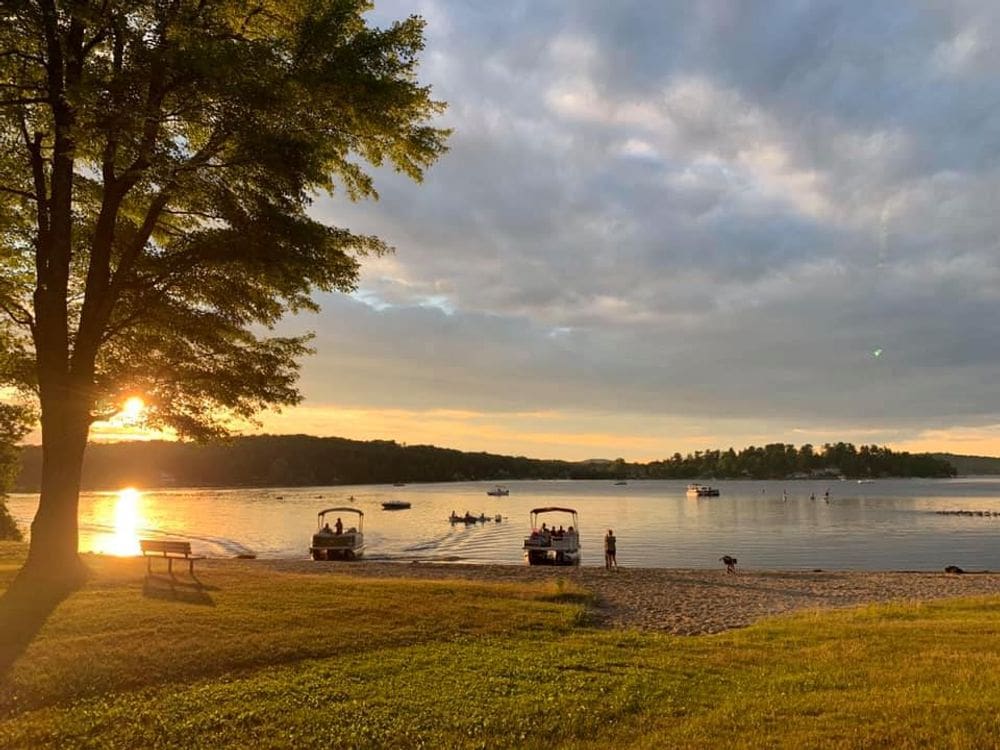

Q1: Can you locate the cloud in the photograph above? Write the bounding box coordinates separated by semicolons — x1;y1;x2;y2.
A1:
278;1;1000;457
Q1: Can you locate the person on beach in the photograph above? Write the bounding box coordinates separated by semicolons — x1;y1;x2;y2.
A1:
605;529;617;570
334;517;343;535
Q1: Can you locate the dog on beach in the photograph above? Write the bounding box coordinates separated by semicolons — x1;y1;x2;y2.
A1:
720;555;738;574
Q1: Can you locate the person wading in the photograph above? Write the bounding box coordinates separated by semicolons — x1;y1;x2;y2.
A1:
605;529;618;570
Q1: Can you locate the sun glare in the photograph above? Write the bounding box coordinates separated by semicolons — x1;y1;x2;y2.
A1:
121;396;145;421
102;487;144;556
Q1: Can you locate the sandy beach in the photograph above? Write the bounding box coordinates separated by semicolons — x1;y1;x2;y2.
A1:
262;560;1000;635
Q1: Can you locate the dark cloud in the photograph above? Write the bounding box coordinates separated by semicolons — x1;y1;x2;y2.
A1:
293;1;1000;441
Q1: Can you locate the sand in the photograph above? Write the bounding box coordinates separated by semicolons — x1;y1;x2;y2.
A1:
262;559;1000;635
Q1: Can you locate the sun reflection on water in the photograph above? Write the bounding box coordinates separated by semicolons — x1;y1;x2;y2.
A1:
98;487;145;556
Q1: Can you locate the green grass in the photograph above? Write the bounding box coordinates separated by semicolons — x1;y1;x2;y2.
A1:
1;543;999;748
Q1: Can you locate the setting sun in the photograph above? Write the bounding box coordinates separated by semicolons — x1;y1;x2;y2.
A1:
121;396;145;421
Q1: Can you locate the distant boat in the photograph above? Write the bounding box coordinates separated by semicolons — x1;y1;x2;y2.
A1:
382;500;411;510
857;479;875;485
486;486;510;497
393;482;406;487
686;484;720;497
614;481;628;486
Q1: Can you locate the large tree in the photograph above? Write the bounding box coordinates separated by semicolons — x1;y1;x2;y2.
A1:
0;0;447;579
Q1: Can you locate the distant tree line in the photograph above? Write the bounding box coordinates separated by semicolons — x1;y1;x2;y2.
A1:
13;436;956;492
642;442;955;480
931;453;1000;476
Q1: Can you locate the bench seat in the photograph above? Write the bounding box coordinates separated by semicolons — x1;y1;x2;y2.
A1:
140;539;205;575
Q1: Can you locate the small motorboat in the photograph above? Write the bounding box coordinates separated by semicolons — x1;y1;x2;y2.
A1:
614;480;628;486
449;511;480;524
523;507;580;566
382;500;411;510
310;507;365;561
494;514;502;523
486;486;510;497
686;484;720;497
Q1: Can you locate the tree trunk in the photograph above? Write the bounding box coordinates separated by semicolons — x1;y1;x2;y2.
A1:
23;396;90;583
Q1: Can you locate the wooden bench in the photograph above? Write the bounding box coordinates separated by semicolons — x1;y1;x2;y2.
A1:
140;539;205;575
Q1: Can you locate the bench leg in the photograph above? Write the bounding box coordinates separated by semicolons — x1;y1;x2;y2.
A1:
168;557;173;575
147;556;152;575
189;558;194;576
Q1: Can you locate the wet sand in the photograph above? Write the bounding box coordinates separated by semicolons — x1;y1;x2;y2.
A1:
262;560;1000;635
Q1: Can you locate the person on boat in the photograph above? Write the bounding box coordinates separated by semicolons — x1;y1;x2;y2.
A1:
604;529;617;570
334;517;343;535
322;522;332;534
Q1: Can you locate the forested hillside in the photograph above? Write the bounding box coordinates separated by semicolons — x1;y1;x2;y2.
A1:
13;437;957;491
931;453;1000;475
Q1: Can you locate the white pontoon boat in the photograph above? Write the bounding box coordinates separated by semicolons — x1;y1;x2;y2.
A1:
523;507;580;566
310;507;365;561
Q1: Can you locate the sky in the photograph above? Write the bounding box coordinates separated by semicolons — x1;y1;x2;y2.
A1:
100;1;1000;460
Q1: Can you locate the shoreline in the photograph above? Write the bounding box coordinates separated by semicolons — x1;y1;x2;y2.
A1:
10;474;989;494
258;559;1000;635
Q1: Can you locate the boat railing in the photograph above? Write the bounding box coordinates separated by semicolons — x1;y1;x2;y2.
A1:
524;530;579;549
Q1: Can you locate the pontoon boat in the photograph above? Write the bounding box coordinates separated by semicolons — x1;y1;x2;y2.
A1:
310;507;365;561
523;507;580;566
686;484;720;497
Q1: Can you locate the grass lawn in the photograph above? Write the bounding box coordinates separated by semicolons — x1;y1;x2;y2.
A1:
2;542;999;748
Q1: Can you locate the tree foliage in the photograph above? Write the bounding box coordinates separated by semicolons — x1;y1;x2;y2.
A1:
0;402;32;540
642;442;955;480
0;0;447;437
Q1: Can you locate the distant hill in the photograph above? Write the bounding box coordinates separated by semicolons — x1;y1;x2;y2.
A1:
931;453;1000;475
13;436;958;491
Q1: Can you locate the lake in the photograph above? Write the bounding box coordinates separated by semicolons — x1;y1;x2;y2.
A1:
7;478;1000;570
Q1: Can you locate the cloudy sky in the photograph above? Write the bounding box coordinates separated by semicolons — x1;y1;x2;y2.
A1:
122;1;1000;460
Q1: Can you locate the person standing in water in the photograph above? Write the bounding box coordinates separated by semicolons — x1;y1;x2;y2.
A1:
604;529;618;570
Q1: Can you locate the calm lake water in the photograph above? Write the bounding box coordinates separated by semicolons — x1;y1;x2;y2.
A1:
7;478;1000;570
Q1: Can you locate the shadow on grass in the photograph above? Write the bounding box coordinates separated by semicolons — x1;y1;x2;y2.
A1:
142;573;217;606
0;569;81;679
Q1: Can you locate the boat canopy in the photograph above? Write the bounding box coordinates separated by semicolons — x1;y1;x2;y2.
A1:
529;507;577;515
317;507;363;521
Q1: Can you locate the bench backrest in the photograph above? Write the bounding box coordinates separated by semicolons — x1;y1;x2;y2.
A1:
140;539;192;555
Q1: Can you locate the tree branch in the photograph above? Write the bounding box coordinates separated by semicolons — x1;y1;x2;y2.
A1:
0;97;49;107
0;299;36;330
0;185;38;201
